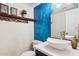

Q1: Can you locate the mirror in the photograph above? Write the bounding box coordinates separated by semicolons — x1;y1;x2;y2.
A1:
51;3;79;40
65;4;79;40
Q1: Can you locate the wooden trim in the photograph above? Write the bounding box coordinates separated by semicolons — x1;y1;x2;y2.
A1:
0;13;34;23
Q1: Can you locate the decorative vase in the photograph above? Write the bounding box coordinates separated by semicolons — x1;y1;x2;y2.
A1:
21;10;27;18
22;14;26;18
71;35;77;49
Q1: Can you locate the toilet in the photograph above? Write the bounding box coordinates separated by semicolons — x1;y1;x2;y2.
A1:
21;40;43;56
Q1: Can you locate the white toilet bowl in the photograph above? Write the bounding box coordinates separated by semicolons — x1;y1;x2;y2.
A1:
21;51;35;56
21;40;42;56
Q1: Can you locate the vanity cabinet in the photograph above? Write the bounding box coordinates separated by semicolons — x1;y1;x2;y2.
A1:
35;50;47;56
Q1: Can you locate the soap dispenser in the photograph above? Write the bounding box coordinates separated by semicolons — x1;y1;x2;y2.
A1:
71;35;77;49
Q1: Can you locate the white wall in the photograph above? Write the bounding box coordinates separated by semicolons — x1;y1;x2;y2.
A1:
65;8;79;37
0;3;34;55
0;21;34;56
51;12;66;38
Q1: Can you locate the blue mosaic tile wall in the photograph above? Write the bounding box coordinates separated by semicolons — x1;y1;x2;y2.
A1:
34;3;53;42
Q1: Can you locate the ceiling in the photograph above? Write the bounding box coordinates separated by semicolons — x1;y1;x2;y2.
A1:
53;3;79;13
23;3;40;8
24;3;79;13
28;3;79;13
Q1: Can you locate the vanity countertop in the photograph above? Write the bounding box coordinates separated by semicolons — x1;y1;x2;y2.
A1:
34;42;79;56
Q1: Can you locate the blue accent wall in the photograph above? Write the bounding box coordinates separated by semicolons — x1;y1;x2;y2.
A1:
34;3;53;42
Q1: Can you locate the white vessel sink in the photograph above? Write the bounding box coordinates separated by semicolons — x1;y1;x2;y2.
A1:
65;35;74;40
47;38;70;50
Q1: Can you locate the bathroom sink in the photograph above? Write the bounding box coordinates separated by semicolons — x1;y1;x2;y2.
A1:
47;38;70;50
65;35;74;40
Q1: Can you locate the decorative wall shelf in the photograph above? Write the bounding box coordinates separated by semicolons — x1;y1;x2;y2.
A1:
0;13;34;23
